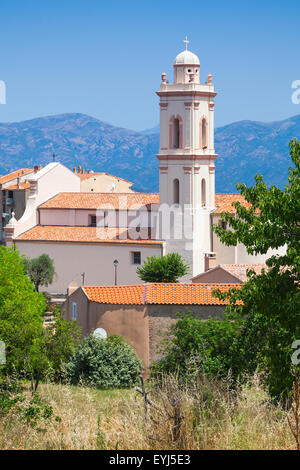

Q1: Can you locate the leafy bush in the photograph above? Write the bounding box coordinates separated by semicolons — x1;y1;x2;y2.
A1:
151;311;242;380
64;335;142;389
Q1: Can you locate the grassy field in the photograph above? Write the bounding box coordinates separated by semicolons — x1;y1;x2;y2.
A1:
0;376;297;450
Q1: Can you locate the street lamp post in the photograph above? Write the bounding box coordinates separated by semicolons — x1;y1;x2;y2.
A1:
113;259;119;286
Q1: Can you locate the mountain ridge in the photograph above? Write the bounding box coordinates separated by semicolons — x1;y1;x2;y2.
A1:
0;112;299;192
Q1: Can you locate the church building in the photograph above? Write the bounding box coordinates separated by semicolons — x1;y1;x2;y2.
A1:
5;40;284;293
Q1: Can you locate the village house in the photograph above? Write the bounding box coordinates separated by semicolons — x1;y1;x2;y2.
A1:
191;263;267;283
62;282;237;367
0;167;37;244
74;166;134;193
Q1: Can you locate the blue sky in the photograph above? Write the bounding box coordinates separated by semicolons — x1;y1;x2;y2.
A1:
0;0;299;130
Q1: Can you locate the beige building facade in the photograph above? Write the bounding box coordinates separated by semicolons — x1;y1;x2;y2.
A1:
62;283;229;368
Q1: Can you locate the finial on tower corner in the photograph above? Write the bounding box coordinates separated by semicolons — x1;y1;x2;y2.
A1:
183;36;189;51
161;72;167;84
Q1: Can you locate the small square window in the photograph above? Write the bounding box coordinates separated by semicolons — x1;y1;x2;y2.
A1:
89;215;97;227
72;302;77;321
132;251;141;265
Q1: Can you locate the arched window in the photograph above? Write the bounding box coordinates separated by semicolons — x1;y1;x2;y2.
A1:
173;118;180;148
201;178;206;207
169;115;182;149
173;178;180;204
200;118;207;149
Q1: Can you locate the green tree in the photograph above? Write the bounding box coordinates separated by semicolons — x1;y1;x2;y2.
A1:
23;254;55;292
44;307;82;381
137;253;189;283
0;246;47;381
151;311;241;380
213;139;300;400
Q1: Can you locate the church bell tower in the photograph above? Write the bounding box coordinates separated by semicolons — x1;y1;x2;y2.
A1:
156;38;218;277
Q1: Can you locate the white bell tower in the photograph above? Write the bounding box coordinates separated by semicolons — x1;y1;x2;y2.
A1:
156;38;218;278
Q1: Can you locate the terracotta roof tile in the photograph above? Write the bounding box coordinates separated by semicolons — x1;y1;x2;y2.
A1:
0;168;34;185
218;263;267;282
83;285;144;305
4;182;31;190
192;263;267;283
15;225;163;244
39;192;159;210
78;172;133;185
82;283;240;306
214;193;253;214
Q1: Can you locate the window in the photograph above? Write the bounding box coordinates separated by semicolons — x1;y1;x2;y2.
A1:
103;210;108;228
173;178;180;204
201;179;206;207
131;251;141;265
72;302;77;321
202;119;207;148
173;118;180;148
89;215;97;227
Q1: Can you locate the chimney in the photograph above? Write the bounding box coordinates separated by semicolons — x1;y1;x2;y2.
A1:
73;167;77;173
34;165;39;173
204;253;217;272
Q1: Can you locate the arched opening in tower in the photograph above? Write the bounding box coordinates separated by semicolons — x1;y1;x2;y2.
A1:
201;178;206;207
173;118;180;148
201;119;207;149
173;178;180;204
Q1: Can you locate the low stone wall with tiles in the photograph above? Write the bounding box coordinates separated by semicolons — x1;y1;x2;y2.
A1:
147;304;226;364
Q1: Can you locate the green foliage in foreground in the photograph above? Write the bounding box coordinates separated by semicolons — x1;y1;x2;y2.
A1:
64;335;142;389
0;246;46;378
212;139;300;400
0;246;81;389
137;253;189;283
151;312;242;380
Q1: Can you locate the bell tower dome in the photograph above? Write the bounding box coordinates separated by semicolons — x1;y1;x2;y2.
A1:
174;37;200;84
156;38;218;277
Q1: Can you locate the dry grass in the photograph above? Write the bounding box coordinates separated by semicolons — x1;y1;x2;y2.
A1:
0;374;297;450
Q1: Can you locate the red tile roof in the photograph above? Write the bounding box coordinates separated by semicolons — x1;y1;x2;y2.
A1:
0;168;33;185
83;283;240;306
84;285;145;305
214;194;252;214
78;172;133;185
218;263;266;282
38;192;252;213
4;182;31;190
15;225;163;245
192;264;267;283
39;192;159;210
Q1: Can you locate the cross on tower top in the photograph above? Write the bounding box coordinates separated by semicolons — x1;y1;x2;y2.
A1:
183;36;189;51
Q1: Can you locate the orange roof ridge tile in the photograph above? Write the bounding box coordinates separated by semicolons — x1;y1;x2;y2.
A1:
39;192;159;210
81;283;241;306
0;168;34;185
15;225;163;244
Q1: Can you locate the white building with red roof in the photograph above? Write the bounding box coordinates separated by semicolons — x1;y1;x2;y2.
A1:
5;41;286;293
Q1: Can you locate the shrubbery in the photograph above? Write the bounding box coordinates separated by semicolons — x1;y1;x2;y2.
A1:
64;335;142;389
151;312;242;381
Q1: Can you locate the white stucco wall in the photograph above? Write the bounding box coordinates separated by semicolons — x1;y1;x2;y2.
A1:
15;241;163;294
13;163;80;237
39;207;158;228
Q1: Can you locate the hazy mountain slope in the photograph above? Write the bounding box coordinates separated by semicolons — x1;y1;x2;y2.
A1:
0;113;299;192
